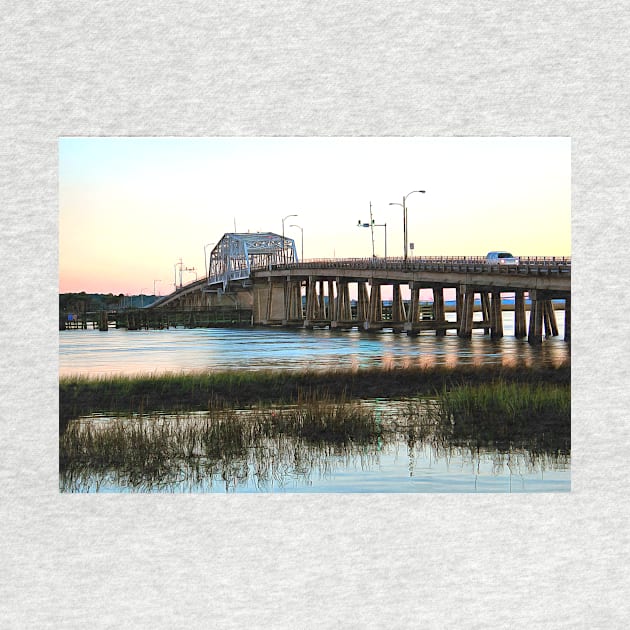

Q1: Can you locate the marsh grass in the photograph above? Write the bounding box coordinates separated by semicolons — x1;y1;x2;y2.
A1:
430;381;570;454
59;363;570;434
59;398;389;491
60;381;570;492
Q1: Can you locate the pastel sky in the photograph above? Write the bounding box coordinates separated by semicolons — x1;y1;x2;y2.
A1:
59;136;571;295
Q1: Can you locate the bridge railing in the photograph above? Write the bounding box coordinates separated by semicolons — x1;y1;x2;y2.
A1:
270;256;571;273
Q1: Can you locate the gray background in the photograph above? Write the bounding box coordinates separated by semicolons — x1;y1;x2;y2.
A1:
1;1;628;627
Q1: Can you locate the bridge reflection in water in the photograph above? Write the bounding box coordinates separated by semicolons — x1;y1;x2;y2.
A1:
148;232;570;345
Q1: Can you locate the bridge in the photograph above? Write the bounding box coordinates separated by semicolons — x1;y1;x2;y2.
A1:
149;232;571;344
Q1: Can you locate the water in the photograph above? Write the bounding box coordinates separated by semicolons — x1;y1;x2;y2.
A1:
60;403;570;494
59;312;570;492
59;311;568;377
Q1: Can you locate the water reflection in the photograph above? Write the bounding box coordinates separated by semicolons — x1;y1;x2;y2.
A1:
59;311;569;377
60;400;570;493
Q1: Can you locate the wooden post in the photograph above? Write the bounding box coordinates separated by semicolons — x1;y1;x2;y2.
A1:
564;296;571;341
98;310;108;331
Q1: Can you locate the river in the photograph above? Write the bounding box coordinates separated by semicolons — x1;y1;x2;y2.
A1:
59;312;570;493
59;311;568;376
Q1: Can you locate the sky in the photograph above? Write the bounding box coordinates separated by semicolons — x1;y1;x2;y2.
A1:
59;136;571;295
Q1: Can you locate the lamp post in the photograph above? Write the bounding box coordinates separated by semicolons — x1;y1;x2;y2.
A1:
153;279;161;296
357;220;387;261
389;189;425;260
281;214;297;264
140;288;147;308
289;224;304;261
174;259;182;290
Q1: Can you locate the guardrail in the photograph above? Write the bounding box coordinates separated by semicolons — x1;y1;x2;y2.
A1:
157;256;571;297
263;256;571;275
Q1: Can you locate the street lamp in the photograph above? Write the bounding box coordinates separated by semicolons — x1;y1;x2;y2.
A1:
281;214;298;264
389;189;425;260
140;288;147;308
357;220;387;261
289;224;304;261
174;259;182;290
153;279;161;296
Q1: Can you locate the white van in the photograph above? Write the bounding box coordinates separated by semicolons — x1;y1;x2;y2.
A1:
486;251;519;265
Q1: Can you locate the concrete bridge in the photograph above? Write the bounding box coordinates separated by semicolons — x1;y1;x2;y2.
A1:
150;232;571;344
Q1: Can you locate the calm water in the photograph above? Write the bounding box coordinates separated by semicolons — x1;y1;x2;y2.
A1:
60;403;570;494
59;313;570;492
59;311;568;377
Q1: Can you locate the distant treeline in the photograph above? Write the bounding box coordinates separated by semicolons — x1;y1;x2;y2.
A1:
60;292;157;314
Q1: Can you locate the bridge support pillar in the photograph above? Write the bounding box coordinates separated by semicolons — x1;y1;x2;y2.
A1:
433;287;446;336
357;281;369;322
491;290;504;339
331;278;353;328
527;290;544;344
543;300;559;337
263;280;286;324
458;285;475;338
391;283;406;331
283;279;304;325
405;284;420;335
304;276;320;327
514;290;527;338
481;293;491;335
318;281;326;320
364;281;383;331
327;280;335;320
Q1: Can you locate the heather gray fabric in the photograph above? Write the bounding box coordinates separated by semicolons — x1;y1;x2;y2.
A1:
1;2;628;628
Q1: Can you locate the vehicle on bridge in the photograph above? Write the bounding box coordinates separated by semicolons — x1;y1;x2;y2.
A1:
486;251;519;265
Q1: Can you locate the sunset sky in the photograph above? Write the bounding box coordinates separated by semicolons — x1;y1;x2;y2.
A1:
59;136;571;295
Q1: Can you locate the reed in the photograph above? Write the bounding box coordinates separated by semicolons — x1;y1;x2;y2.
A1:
59;400;385;477
430;381;570;453
59;387;570;492
59;363;570;433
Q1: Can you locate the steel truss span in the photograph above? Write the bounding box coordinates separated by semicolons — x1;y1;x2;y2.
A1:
207;232;298;290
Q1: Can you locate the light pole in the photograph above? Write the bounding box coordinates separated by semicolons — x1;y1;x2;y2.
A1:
389;189;425;260
140;288;147;308
153;279;161;296
289;224;304;261
174;259;181;290
204;242;215;278
281;214;297;264
357;220;387;261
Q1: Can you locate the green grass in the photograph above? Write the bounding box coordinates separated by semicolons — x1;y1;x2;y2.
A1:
59;363;570;434
431;381;570;453
59;382;570;491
